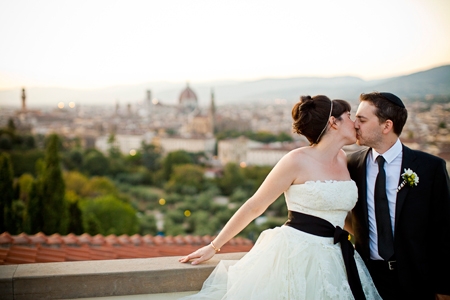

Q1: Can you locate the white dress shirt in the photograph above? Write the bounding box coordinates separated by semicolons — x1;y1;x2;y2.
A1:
366;139;403;260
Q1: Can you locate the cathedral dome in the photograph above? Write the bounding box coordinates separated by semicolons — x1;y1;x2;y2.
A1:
179;83;198;104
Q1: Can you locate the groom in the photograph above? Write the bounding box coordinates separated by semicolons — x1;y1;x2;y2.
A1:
346;92;450;299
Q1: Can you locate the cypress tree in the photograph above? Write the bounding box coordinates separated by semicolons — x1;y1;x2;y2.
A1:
26;160;45;233
0;153;14;232
43;134;68;234
27;134;68;234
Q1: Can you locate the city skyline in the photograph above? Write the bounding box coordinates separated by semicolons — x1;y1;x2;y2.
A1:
1;0;450;91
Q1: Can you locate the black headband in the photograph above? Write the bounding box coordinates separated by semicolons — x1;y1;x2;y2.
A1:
380;92;405;108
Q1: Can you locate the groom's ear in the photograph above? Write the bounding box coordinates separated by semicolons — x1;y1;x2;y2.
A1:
382;119;394;134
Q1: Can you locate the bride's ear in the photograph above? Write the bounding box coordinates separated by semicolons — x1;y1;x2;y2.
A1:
330;117;338;129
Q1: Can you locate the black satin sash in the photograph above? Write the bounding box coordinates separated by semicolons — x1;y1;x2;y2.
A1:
285;210;366;300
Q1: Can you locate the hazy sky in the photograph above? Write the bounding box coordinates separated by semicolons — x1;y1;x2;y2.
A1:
1;0;449;90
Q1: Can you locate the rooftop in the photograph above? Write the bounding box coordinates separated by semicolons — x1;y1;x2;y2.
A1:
0;232;253;265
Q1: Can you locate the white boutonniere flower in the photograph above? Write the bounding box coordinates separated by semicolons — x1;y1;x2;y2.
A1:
396;168;419;192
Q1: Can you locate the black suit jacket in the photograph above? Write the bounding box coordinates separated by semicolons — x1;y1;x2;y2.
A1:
347;145;450;297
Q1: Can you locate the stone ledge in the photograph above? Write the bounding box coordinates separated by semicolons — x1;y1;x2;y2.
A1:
0;252;247;300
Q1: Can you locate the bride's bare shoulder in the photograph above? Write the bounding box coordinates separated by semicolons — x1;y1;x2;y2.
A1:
282;147;311;164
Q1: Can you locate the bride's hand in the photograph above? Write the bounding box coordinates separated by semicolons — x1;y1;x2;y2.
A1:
178;244;216;265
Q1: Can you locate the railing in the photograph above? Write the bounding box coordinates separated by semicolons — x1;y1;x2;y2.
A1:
1;252;246;300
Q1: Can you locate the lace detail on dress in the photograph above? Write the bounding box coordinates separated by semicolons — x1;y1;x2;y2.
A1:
179;181;381;300
284;180;357;228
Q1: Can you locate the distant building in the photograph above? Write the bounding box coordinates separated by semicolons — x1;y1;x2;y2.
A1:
154;135;216;155
247;143;297;166
179;83;199;114
95;133;154;155
218;137;263;166
218;136;309;167
181;90;216;138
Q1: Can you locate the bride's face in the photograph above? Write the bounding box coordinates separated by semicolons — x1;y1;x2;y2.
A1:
338;111;357;144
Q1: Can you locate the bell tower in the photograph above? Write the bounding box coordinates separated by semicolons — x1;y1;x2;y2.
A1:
21;88;26;111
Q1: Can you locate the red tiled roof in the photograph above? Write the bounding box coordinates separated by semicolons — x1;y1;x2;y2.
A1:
0;232;253;265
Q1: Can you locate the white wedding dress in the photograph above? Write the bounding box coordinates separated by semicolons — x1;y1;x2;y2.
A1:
180;181;381;300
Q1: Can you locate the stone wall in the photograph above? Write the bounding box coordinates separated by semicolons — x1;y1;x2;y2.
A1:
0;252;246;300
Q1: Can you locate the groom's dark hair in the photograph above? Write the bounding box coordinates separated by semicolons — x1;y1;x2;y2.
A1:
360;92;408;136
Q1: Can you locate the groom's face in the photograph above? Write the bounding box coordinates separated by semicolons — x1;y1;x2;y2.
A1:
354;101;384;148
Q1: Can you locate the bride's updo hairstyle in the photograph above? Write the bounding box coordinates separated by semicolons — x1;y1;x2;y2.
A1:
292;95;351;145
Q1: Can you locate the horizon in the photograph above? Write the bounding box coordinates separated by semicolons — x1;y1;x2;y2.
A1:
1;0;450;91
1;63;449;108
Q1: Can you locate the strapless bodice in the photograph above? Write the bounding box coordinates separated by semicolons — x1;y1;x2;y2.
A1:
284;180;358;228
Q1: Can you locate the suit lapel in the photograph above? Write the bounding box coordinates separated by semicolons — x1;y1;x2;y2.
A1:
356;148;371;227
394;145;418;232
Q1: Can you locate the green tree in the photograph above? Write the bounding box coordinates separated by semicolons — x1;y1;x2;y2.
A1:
9;200;26;234
18;173;34;202
0;134;12;150
242;165;271;194
138;213;157;235
65;191;84;235
0;153;14;232
163;210;186;236
10;149;45;177
7;118;16;132
63;148;84;171
80;195;139;235
162;150;194;180
26;160;45;233
190;210;217;235
107;134;126;176
82;149;110;176
141;142;162;172
64;171;89;196
80;176;119;198
165;164;206;195
276;132;293;142
27;134;68;234
216;163;246;195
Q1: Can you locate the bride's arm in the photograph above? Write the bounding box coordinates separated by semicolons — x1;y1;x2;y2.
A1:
178;152;299;265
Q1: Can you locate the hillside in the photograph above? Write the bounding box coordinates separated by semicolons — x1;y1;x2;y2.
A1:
1;65;449;107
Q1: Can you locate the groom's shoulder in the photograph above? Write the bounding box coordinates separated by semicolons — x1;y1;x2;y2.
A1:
404;145;445;164
346;146;369;161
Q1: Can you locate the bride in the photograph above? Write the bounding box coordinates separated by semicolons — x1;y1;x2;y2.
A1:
179;95;381;299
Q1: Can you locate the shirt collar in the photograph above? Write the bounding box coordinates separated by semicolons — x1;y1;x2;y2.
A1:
371;139;402;164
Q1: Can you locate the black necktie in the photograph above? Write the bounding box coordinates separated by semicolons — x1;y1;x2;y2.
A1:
375;156;394;260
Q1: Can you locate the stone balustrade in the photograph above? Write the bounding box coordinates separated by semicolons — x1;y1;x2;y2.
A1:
0;252;246;300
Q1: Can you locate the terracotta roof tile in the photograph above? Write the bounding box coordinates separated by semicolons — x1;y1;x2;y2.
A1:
92;234;106;246
5;245;38;264
0;247;9;264
36;247;66;263
117;234;132;245
64;246;92;261
88;246;118;260
0;232;253;265
0;232;13;244
130;234;142;246
28;232;47;244
46;233;63;246
12;233;31;245
174;235;186;245
78;233;92;245
153;235;165;245
62;233;79;245
141;234;155;245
